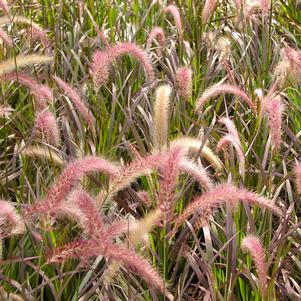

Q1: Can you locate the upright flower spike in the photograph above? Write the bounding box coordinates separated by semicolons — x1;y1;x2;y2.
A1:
202;0;218;24
91;42;155;86
146;26;165;56
176;66;192;101
28;156;119;216
152;85;172;151
53;76;95;129
34;109;60;147
164;4;183;41
175;183;282;228
264;96;285;151
195;83;256;113
241;235;268;297
2;72;53;110
157;147;183;222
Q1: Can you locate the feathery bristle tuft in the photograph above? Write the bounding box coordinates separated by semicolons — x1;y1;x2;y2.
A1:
91;42;155;86
164;5;183;41
152;85;172;151
202;0;218;24
176;66;192;100
54;76;95;129
34;109;60;147
241;235;268;297
196;84;256;113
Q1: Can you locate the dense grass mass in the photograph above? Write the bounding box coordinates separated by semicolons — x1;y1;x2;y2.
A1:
0;0;301;300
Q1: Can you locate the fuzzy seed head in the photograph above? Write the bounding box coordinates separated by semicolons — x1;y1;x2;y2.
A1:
241;235;268;296
176;66;192;100
152;85;172;151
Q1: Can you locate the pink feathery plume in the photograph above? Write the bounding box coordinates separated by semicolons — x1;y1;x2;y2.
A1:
283;47;301;68
164;4;183;41
0;0;10;16
34;109;60;146
28;156;119;216
195;83;256;113
0;200;24;235
0;28;12;47
91;42;155;86
53;76;95;129
202;0;218;24
109;152;167;197
264;97;285;151
241;235;268;297
179;159;214;191
146;26;165;56
49;240;172;299
175;183;282;228
0;105;13;118
294;162;301;196
157;147;183;222
176;66;192;101
217;118;245;177
3;72;52;110
71;189;107;240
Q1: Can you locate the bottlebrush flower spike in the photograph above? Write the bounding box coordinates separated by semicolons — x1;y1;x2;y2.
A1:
0;54;52;76
179;159;214;191
170;137;223;171
34;109;60;147
0;15;50;50
294;162;301;196
20;146;63;166
0;28;12;47
241;235;268;297
158;147;183;222
2;72;52;110
91;42;155;86
175;183;282;228
176;66;192;101
195;84;256;113
244;0;271;17
264;96;285;151
164;4;183;41
217;118;245;177
108;152;166;199
66;189;108;240
50;240;173;300
274;47;301;87
146;26;165;56
28;156;119;216
53;76;95;129
202;0;218;24
0;0;10;16
152;85;172;151
0;200;25;236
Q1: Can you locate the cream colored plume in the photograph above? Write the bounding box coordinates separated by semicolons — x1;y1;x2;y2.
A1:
152;85;172;151
170;136;223;171
0;54;52;76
